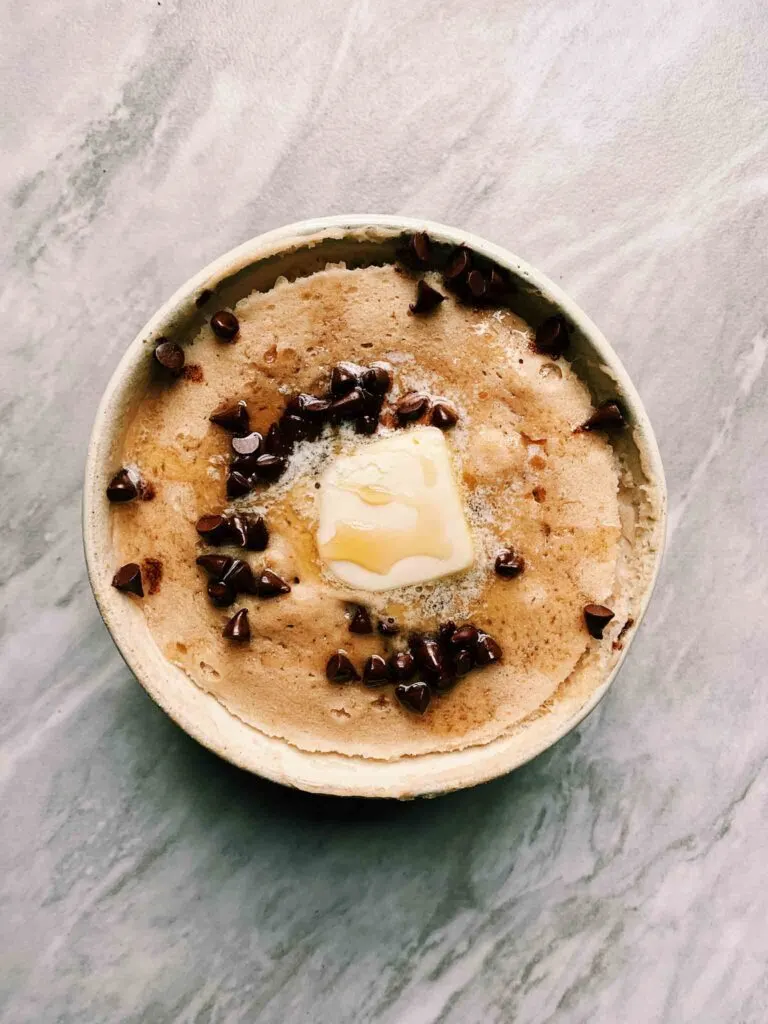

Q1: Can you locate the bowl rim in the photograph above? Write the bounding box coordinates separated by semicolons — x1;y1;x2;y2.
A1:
83;214;667;798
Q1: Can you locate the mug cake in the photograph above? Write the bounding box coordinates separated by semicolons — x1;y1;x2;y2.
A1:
86;218;665;795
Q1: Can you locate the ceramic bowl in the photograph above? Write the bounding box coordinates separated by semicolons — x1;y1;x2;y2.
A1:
83;215;666;798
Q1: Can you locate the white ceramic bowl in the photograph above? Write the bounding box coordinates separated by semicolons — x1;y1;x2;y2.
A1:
84;215;666;798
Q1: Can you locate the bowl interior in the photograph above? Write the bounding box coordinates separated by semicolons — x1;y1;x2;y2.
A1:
84;216;666;798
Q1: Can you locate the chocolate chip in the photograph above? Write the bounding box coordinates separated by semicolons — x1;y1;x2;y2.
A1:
487;267;510;299
223;608;250;641
196;554;233;577
330;362;365;397
584;604;615;639
363;654;389;687
221;558;255;594
326;651;360;683
112;563;143;596
287;393;332;419
231;453;261;477
395;392;430;423
196;514;232;545
225;515;249;547
429;401;458;430
467;269;487;299
495;550;525;578
280;413;311;444
359;388;384;418
443;247;471;283
395;681;431;714
254;453;287;482
330;388;366;419
154;339;185;375
349;605;373;634
207;580;236;607
231;432;263;456
106;468;138;503
226;470;252;498
431;669;457;694
453;647;474;676
255;569;291;597
409;279;446;315
438;620;457;646
580;401;626;432
241;514;269;551
535;315;569;359
210;310;239;341
449;624;479;648
196;289;213;308
411;232;432;263
388;651;415;681
362;363;392;396
264;423;291;456
355;415;378;435
378;617;400;636
475;632;503;666
209;399;250;434
412;636;444;675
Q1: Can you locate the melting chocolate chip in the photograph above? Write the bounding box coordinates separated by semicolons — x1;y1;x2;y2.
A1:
196;554;233;577
535;315;569;359
255;569;291;598
580;401;626;432
429;401;458;430
137;479;156;501
395;681;431;714
254;453;287;482
475;632;503;666
226;470;252;498
210;310;239;341
409;279;446;315
378;617;400;636
142;557;163;594
240;514;269;551
495;550;525;578
449;624;479;648
359;388;384;418
207;579;236;607
154;339;185;375
223;608;250;641
395;392;430;423
388;651;415;681
467;269;487;299
363;654;389;687
443;247;471;283
106;468;138;503
330;388;366;420
209;399;250;434
196;514;232;544
330;362;365;397
264;423;290;456
584;603;615;639
231;432;263;456
349;605;373;634
326;651;360;683
363;363;392;396
355;415;378;435
431;669;457;694
411;232;432;263
112;563;143;596
221;558;255;594
453;647;474;676
412;636;444;675
196;289;213;308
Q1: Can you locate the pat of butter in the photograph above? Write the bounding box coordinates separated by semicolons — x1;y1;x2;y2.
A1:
317;426;473;592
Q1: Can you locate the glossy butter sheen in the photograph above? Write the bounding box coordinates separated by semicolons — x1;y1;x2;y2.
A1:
316;427;474;591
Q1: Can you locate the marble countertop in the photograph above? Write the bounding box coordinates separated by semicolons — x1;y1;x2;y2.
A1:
2;1;767;1021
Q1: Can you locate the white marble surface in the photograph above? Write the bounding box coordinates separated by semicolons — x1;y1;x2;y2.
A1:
2;1;767;1021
